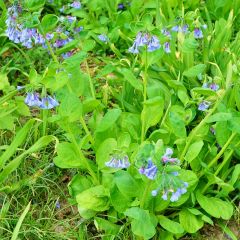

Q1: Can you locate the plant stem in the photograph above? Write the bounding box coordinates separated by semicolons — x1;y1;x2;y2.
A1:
68;125;99;185
79;116;94;145
85;60;96;99
214;139;240;176
141;50;148;143
179;90;226;162
207;132;236;170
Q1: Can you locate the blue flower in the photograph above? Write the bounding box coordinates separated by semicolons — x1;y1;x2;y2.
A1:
98;34;109;43
194;28;203;39
151;189;158;197
209;83;219;91
163;42;171;53
162;191;168;200
40;96;59;109
171;25;179;32
147;36;160;52
198;101;210;111
24;93;42;107
170;188;182;202
139;159;158;180
161;28;171;38
128;42;139;54
118;3;125;10
70;1;81;9
105;156;130;169
182;24;189;33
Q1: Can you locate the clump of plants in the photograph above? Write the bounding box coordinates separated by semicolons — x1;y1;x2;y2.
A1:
0;0;240;239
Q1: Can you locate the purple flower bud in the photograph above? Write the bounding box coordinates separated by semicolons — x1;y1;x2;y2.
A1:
194;28;203;39
56;201;61;209
163;42;171;53
209;83;219;91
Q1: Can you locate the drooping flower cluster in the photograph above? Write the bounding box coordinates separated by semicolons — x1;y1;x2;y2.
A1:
25;92;59;109
128;32;161;54
5;5;46;48
139;159;158;180
105;155;130;169
158;182;189;202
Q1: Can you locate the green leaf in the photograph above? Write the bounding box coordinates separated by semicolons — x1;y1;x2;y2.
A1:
53;142;83;168
121;68;143;91
158;215;184;234
58;93;82;122
169;112;186;138
11;202;31;240
40;14;58;34
25;0;45;11
0;119;35;169
124;207;156;240
183;64;206;78
206;113;232;123
185;141;204;163
68;174;93;198
96;138;117;169
196;191;233;220
94;217;120;236
0;136;56;183
179;209;204;233
96;109;122;133
141;97;164;134
76;185;109;212
182;37;199;53
229;164;240;186
114;171;140;198
110;185;131;213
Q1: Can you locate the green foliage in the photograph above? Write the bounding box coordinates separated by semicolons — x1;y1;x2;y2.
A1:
1;0;240;239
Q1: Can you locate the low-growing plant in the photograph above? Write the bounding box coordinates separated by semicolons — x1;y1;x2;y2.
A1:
1;0;240;239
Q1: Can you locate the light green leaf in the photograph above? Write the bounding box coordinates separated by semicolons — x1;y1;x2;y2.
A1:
121;68;143;91
96;109;122;132
185;141;204;163
76;185;109;212
124;207;156;240
196;191;233;220
179;209;204;233
158;215;184;234
183;64;206;78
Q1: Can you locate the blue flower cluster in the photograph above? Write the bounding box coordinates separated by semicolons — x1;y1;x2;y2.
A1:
158;182;189;202
98;34;109;43
105;155;130;169
5;3;83;59
5;6;47;49
128;32;161;54
139;159;158;180
25;92;59;109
